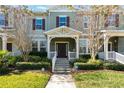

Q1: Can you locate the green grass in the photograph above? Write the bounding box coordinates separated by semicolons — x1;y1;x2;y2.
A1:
0;71;51;88
73;70;124;88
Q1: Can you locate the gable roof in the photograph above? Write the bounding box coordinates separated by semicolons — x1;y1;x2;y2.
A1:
44;26;82;36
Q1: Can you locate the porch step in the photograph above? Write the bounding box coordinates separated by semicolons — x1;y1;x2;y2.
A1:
54;58;71;74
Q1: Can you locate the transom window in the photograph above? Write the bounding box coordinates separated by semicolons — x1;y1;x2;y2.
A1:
59;16;67;26
83;16;89;29
35;19;43;30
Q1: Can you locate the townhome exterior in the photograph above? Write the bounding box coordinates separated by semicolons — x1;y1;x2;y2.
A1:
0;6;124;63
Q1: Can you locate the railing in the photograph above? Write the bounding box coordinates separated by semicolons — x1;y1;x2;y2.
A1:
50;52;56;59
98;51;124;64
98;52;104;59
68;51;76;60
108;51;115;60
52;52;57;72
114;52;124;64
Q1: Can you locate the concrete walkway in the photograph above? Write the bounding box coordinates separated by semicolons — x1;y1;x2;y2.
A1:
46;74;76;88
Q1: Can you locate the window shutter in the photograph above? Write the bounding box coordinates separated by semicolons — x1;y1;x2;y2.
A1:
67;16;70;27
115;14;119;27
104;14;108;27
42;19;45;30
32;19;35;30
56;16;59;27
5;14;8;26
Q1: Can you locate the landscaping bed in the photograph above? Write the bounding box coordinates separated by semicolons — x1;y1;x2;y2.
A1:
73;70;124;88
0;71;51;88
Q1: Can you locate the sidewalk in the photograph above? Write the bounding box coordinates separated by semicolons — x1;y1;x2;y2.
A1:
46;74;76;88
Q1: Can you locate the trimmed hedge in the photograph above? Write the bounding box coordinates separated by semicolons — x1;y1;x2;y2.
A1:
104;62;124;71
16;62;51;70
28;56;42;62
74;63;102;70
0;67;10;75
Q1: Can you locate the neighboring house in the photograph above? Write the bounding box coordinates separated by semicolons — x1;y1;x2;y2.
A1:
0;6;124;63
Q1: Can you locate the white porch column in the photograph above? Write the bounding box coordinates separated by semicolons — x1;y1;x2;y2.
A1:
38;41;40;52
76;36;79;59
2;35;7;50
104;34;109;60
47;36;50;59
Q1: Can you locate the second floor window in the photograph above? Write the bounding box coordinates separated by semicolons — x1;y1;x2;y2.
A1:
56;16;70;27
0;13;8;26
32;18;45;30
83;16;89;29
59;16;67;26
108;14;116;26
105;14;119;27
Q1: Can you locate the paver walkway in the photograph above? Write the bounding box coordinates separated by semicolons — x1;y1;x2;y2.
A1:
46;74;76;88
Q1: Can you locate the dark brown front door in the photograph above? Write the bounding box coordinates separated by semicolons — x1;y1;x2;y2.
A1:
7;43;12;52
57;43;67;58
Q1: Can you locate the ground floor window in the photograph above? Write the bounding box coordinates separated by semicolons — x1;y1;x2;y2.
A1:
79;39;89;54
40;41;46;52
32;40;46;52
7;43;12;52
32;41;38;52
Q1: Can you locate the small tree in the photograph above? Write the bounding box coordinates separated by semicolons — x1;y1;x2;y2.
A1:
12;6;33;61
88;5;119;61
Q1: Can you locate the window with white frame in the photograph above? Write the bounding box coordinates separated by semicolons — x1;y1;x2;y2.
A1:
40;41;46;52
59;16;67;26
108;14;116;26
79;39;89;54
32;41;38;52
83;16;89;29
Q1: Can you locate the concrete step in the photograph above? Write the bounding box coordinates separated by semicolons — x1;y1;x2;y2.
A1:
54;67;71;71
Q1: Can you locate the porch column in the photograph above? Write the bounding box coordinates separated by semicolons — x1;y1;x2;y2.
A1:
47;36;50;59
2;35;7;50
38;41;40;52
104;34;109;60
76;36;79;59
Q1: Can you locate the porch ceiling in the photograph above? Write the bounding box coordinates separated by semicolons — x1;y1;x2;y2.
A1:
44;26;82;37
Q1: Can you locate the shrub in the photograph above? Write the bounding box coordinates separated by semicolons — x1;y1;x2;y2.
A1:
0;62;3;68
15;56;24;62
104;61;124;71
29;51;47;58
0;67;10;75
7;56;17;67
74;63;102;70
75;58;88;63
28;56;42;62
16;62;51;70
87;59;103;66
41;58;51;63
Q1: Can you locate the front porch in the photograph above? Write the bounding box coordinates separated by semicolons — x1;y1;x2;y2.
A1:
44;26;82;60
99;30;124;64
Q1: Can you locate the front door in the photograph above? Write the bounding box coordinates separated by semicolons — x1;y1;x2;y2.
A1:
57;43;67;58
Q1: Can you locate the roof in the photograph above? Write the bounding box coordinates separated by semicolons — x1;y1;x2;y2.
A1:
44;26;82;36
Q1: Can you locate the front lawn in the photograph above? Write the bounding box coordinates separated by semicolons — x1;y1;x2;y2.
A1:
73;70;124;88
0;71;51;88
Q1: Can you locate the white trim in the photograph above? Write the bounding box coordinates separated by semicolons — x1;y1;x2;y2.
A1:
55;41;69;57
